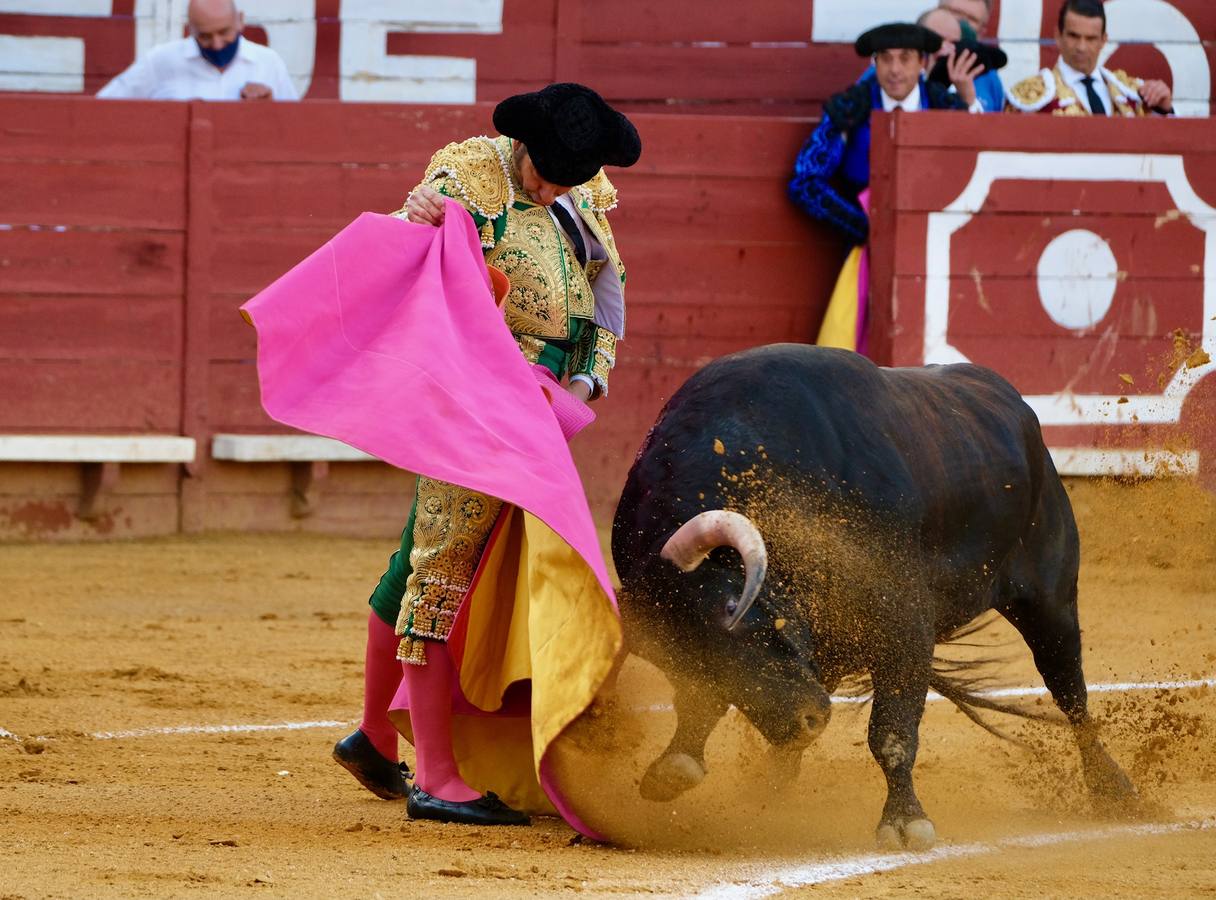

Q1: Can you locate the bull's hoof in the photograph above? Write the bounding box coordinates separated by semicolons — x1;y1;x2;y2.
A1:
639;753;705;802
875;817;936;851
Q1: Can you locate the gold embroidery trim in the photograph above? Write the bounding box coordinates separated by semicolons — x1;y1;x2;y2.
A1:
517;334;546;364
397;477;504;666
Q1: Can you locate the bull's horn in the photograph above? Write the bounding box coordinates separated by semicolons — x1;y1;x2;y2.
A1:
660;510;768;631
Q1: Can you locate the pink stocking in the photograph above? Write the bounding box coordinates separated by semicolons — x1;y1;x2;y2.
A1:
359;612;403;762
400;642;480;802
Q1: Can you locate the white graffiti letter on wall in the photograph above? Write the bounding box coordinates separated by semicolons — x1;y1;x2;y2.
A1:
339;0;504;103
1103;0;1210;117
0;0;110;93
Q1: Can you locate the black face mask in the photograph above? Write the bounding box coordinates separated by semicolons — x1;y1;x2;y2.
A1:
198;34;240;70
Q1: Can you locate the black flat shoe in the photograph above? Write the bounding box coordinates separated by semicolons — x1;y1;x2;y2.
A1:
406;785;530;826
332;729;411;800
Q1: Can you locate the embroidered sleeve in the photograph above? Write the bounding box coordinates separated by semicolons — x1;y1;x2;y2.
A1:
569;324;618;399
393;137;513;249
787;114;869;245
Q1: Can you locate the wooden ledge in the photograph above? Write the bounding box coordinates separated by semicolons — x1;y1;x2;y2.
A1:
210;434;375;462
0;435;196;463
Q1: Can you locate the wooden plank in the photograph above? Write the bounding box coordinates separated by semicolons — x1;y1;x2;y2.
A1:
181;110;213;529
208;161;413;228
201;103;497;164
0;435;195;463
0;360;181;430
0;230;184;296
913;277;1205;339
0;96;188;161
0;160;185;228
578;43;859;103
0;295;181;360
889;215;1208;279
212;434;375;462
578;0;812;43
385;26;555;86
926;334;1198;396
886;111;1216;153
889;152;1213;215
207;361;281;432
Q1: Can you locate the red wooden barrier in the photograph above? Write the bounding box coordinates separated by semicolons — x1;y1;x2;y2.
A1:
868;111;1216;483
0;95;838;539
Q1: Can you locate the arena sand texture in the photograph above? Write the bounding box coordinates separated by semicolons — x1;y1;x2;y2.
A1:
1;479;1214;898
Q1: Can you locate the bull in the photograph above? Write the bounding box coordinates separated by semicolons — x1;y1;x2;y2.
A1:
611;345;1135;850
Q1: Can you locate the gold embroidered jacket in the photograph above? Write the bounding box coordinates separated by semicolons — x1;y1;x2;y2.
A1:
1006;64;1150;117
396;135;625;397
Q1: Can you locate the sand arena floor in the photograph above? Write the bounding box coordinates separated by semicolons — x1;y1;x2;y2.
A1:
1;478;1214;898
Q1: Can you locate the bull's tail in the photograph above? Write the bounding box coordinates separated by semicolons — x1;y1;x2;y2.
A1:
928;615;1062;745
927;668;1059;747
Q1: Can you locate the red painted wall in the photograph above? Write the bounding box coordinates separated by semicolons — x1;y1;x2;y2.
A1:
0;95;839;538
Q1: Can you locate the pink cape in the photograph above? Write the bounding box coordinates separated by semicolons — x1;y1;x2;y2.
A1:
240;204;617;836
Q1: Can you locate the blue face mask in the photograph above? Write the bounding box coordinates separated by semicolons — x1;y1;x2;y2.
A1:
198;33;240;70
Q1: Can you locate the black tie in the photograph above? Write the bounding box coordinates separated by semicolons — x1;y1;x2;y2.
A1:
550;202;588;267
1081;76;1107;116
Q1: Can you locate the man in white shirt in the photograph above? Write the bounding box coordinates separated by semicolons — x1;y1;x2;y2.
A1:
1007;0;1172;116
97;0;298;102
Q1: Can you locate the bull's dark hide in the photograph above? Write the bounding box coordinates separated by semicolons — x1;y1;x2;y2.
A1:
612;344;1136;850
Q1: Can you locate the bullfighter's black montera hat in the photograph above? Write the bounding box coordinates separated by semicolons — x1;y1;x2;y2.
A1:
493;82;642;187
854;23;943;56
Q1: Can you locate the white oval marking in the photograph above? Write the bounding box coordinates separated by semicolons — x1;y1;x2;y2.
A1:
1036;229;1120;331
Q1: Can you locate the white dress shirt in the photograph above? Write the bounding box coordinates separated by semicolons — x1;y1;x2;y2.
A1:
548;193;625;395
880;81;983;114
880;83;922;112
1056;58;1114;115
96;36;299;101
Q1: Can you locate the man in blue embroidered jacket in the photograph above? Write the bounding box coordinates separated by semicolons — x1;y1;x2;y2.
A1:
789;23;978;245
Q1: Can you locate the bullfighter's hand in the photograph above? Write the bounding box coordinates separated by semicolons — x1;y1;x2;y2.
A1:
1139;79;1173;114
566;380;593;402
946;48;983;107
405;186;446;227
240;81;273;100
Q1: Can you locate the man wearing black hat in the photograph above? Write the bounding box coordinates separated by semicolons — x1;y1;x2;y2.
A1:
331;83;641;827
788;23;979;354
790;22;979;247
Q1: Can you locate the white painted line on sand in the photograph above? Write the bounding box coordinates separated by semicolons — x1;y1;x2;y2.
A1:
3;676;1211;745
634;676;1216;713
91;719;352;740
693;818;1216;899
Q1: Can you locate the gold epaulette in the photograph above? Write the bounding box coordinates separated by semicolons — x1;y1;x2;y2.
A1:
1006;69;1056;113
577;169;619;213
421;136;514;222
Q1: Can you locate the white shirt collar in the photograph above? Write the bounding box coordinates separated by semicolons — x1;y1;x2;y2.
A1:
1057;57;1099;88
880;82;921;113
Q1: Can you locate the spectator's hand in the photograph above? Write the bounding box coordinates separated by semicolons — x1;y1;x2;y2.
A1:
1139;79;1173;114
946;48;984;108
240;82;273;101
405;186;446;227
566;380;593;402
